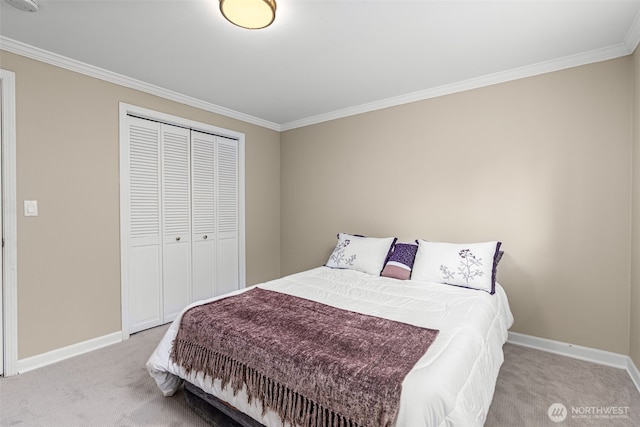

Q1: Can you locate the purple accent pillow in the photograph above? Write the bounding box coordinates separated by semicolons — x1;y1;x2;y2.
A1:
381;243;418;280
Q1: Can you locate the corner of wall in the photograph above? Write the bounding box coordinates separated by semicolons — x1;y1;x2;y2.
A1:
631;45;640;367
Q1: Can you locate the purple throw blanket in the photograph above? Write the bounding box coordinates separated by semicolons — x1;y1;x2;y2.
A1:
171;288;439;427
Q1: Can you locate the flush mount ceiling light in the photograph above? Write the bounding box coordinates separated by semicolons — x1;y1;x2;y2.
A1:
219;0;276;30
4;0;38;12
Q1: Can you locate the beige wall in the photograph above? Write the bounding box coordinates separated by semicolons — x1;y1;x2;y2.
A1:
632;47;640;367
282;57;633;355
0;50;281;359
2;47;637;363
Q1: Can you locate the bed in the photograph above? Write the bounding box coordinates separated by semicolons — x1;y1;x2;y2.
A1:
147;236;513;427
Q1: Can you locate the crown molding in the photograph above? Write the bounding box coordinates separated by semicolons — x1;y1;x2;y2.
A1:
281;42;633;131
0;37;282;132
625;7;640;53
1;35;635;134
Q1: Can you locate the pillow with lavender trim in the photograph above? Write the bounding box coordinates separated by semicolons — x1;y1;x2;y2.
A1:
411;240;502;294
381;243;418;280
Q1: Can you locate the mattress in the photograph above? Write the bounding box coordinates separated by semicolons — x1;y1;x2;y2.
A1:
147;266;514;427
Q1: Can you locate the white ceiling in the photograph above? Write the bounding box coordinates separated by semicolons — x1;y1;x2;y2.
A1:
1;0;640;131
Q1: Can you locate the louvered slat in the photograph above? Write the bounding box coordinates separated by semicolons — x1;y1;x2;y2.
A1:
162;127;190;236
129;123;160;239
217;140;237;233
192;132;215;235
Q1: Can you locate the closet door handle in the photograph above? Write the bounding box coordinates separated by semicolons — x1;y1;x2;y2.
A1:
203;235;208;240
175;236;181;241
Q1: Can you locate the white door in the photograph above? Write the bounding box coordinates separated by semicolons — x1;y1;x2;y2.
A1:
161;125;192;321
216;137;239;296
126;117;163;333
191;131;216;302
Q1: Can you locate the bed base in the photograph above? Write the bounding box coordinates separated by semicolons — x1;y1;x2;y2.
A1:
184;381;265;427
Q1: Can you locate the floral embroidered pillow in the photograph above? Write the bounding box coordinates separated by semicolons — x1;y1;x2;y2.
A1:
381;243;418;280
411;240;502;294
325;233;397;276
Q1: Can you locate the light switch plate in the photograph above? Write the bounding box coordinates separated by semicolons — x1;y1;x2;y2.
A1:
24;200;38;217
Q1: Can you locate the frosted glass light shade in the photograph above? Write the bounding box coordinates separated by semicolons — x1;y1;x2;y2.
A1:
219;0;276;30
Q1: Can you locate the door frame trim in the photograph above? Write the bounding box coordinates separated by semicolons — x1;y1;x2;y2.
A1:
1;69;18;376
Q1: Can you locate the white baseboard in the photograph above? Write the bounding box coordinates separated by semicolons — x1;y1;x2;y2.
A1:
17;331;122;374
12;329;640;395
508;332;640;393
627;356;640;393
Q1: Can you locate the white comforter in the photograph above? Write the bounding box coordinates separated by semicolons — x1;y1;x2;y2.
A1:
147;266;513;427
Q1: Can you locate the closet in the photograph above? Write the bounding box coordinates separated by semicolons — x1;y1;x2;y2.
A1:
122;113;241;334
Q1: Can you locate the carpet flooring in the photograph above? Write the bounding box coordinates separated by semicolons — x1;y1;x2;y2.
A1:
486;344;639;426
0;324;638;426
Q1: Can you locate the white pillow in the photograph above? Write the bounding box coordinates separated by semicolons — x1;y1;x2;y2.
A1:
326;233;397;276
411;240;502;294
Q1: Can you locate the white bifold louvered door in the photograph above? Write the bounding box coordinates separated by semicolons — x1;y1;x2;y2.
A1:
191;131;216;302
215;137;239;295
125;116;240;334
161;125;192;322
191;132;239;300
127;118;163;333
